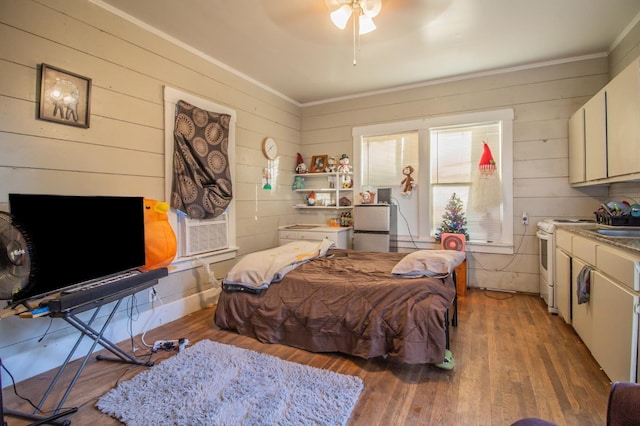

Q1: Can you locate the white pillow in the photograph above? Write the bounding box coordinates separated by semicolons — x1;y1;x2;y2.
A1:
391;250;466;277
223;239;334;290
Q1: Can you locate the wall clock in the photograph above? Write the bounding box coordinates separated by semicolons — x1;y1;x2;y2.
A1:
262;137;278;160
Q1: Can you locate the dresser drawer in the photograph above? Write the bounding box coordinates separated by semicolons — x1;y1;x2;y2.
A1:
278;226;352;249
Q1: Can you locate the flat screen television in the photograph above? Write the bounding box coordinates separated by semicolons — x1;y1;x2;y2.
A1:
8;194;146;303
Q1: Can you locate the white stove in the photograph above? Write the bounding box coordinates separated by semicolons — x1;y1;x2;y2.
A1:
536;218;595;313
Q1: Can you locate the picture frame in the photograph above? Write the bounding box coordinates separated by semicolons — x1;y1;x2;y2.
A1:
38;63;91;128
310;155;328;173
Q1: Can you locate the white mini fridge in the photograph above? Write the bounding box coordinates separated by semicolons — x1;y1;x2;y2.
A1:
353;204;397;252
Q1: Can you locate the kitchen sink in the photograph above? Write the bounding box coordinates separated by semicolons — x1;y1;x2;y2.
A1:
595;229;640;238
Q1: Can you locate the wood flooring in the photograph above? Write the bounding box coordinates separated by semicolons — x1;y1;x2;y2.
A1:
2;289;612;425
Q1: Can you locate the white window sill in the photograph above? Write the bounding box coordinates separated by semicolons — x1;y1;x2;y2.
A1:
167;246;239;273
394;238;514;255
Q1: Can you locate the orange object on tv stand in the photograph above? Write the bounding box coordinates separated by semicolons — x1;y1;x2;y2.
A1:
140;199;177;271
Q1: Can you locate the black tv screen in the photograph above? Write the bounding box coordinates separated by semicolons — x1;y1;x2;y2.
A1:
8;194;146;302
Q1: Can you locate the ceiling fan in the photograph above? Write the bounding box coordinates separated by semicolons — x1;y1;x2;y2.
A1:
325;0;382;34
325;0;383;65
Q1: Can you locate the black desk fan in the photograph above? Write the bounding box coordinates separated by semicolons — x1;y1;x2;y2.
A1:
0;211;75;425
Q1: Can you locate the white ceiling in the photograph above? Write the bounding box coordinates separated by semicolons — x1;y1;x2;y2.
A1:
95;0;640;105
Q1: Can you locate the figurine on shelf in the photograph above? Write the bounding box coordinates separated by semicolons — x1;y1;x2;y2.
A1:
292;175;305;190
295;152;308;174
337;154;352;188
327;156;337;173
306;191;316;206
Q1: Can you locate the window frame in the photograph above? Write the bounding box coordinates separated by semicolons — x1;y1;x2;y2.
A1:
353;109;514;254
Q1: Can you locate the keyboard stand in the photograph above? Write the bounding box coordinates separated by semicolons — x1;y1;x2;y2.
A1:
3;268;167;424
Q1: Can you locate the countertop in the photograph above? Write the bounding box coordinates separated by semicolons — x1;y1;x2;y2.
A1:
558;225;640;255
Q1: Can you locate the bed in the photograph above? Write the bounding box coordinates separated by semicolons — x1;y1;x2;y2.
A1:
214;240;464;365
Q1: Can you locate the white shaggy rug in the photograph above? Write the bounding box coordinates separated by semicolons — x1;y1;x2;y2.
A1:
97;339;363;425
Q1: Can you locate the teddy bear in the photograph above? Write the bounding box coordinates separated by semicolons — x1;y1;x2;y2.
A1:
400;165;416;195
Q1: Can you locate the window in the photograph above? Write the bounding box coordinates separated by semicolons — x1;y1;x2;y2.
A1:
354;109;514;254
163;87;238;272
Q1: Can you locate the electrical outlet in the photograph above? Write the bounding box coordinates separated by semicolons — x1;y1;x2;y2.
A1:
522;212;528;225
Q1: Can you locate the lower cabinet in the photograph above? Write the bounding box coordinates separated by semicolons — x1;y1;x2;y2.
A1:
279;226;352;249
591;271;639;383
555;248;571;323
571;257;593;349
566;233;639;383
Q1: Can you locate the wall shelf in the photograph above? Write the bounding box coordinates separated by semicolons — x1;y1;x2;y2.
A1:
292;172;353;210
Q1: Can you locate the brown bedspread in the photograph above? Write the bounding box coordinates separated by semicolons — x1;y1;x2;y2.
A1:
214;250;457;364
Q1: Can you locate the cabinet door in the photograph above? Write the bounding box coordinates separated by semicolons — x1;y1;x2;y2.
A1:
590;271;638;382
607;58;640;177
583;89;608;181
571;257;593;347
555;248;571;324
568;108;585;184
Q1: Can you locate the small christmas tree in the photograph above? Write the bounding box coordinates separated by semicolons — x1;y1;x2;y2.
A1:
436;193;469;241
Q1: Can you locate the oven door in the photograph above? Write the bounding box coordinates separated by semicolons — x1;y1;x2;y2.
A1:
536;229;554;310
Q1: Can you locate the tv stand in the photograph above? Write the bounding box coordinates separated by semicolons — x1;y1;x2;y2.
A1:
2;268;167;424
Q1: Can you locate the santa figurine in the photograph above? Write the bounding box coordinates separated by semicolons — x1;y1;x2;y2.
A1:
478;142;496;177
295;152;308;174
337;154;352;188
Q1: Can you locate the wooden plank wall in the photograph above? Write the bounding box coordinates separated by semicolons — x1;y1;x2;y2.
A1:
0;0;300;383
300;58;612;293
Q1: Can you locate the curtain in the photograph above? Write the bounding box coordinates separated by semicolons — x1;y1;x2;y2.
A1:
170;100;232;219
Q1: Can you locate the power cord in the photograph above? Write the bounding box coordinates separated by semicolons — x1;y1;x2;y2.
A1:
465;222;528;272
390;196;421;249
1;361;77;417
138;287;164;349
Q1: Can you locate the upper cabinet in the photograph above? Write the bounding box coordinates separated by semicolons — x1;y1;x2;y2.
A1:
606;59;640;178
584;89;608;181
568;108;585;184
569;57;640;186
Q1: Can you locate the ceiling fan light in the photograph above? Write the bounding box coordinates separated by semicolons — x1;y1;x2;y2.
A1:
359;15;376;34
360;0;382;18
330;5;352;29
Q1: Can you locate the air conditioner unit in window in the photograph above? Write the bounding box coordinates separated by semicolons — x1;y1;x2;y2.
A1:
178;213;228;257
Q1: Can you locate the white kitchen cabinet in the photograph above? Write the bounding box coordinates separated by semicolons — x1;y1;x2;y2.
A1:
568;56;640;185
568;108;585;185
597;244;639;291
571;256;593;348
555;248;571;323
583;89;608;181
564;232;640;382
590;270;638;383
606;57;640;179
279;225;352;249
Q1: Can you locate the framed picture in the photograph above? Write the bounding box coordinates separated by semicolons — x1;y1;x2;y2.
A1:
310;155;328;173
38;64;91;128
